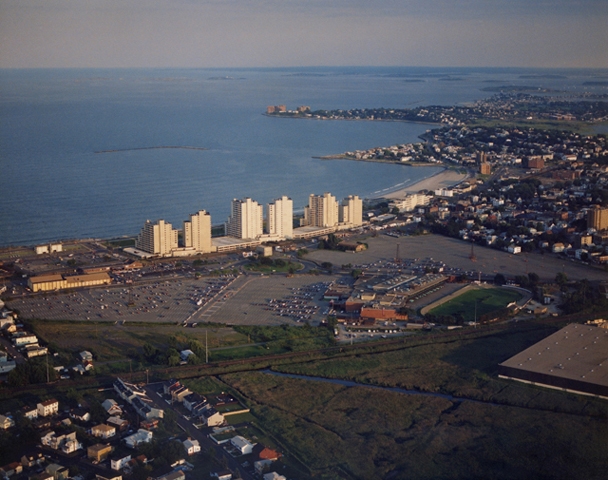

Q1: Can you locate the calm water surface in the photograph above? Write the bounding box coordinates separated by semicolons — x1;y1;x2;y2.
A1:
1;67;606;246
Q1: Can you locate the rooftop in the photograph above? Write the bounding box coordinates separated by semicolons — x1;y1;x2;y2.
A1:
499;323;608;398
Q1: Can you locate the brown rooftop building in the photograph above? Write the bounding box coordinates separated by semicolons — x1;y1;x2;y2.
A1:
498;324;608;399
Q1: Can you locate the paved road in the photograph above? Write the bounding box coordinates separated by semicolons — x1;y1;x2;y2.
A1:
143;384;253;480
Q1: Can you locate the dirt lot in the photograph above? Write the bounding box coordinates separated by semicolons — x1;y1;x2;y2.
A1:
307;233;607;282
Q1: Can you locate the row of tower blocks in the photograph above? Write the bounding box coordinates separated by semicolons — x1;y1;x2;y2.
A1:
136;193;363;257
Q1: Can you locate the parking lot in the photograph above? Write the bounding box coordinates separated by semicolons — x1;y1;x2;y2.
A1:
12;273;339;326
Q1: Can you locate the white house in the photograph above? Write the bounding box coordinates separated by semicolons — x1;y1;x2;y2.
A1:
22;406;38;420
110;454;131;471
201;408;224;427
91;424;116;440
263;473;286;480
102;399;123;416
230;435;254;455
183;438;201;455
124;429;153;449
0;415;15;430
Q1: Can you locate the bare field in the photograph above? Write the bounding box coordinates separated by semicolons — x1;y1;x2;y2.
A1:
308;233;606;282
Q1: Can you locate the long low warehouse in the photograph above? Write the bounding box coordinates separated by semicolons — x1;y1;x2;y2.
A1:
498;323;608;399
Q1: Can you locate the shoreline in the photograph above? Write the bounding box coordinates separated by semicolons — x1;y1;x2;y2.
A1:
0;168;470;250
264;113;441;126
371;168;471;200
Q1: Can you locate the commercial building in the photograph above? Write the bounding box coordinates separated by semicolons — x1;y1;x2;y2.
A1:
27;272;111;293
304;192;339;227
267;196;293;239
183;210;212;253
498;324;608;399
339;195;363;227
587;205;608;231
226;198;263;239
135;220;178;257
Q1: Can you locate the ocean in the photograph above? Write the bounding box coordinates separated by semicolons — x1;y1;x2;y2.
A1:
1;67;606;247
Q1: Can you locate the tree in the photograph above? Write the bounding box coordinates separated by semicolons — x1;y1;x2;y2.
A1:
555;271;568;286
528;272;540;286
494;273;507;286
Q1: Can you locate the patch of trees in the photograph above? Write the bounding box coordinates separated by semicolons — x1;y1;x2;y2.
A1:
234;323;324;343
7;358;58;387
317;234;341;250
560;280;608;314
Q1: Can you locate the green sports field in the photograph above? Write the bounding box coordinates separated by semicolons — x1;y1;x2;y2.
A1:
428;287;522;323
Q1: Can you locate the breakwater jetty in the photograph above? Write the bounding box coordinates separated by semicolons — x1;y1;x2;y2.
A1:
95;146;207;154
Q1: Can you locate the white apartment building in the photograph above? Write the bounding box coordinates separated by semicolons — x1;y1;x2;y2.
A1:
136;220;178;256
267;196;293;239
37;399;59;417
390;193;431;213
339;195;363;226
305;192;339;227
183;210;212;253
226;198;263;239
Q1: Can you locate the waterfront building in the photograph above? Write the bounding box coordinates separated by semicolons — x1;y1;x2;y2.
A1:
304;192;339;228
588;205;608;231
183;210;212;253
226;198;263;239
267;196;293;239
339;195;363;227
389;194;430;213
136;220;178;256
34;243;63;255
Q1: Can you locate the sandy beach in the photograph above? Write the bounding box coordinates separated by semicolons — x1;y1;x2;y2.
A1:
380;168;470;200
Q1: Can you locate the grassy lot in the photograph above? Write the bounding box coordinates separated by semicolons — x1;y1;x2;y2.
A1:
221;371;607;480
273;323;607;416
29;320;247;363
428;287;522;323
191;322;608;479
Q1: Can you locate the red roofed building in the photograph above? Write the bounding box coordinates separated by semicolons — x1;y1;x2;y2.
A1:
359;307;407;322
258;447;282;461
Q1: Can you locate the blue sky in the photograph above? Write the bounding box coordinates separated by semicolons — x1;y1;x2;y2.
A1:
0;0;606;68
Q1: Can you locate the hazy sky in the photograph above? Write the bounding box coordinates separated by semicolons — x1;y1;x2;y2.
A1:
1;0;606;69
